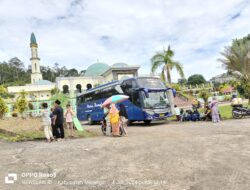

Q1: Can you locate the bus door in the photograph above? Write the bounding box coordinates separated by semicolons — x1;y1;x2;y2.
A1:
121;79;144;120
131;90;144;120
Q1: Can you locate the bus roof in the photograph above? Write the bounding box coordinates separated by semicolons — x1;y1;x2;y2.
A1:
77;76;162;97
77;80;120;97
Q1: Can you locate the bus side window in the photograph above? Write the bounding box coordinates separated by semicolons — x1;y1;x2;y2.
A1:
81;96;84;103
132;80;137;88
125;80;133;101
121;80;132;96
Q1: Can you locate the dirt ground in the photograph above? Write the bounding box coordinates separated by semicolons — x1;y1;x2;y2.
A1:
1;119;250;190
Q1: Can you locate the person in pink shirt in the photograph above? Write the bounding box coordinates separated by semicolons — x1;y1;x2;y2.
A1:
64;104;75;137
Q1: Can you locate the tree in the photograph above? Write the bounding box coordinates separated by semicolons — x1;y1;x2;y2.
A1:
151;45;184;85
50;93;70;108
1;58;83;84
15;90;28;118
50;87;60;96
0;86;8;98
218;34;250;104
0;96;8;119
188;74;206;85
178;78;187;85
8;57;25;81
199;89;211;106
237;78;250;103
66;69;79;77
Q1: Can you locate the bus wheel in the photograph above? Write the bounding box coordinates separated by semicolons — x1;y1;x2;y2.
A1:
87;115;94;125
144;120;151;125
127;120;133;126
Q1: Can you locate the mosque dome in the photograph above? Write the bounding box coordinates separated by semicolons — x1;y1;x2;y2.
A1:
33;80;52;85
84;63;110;76
112;63;128;67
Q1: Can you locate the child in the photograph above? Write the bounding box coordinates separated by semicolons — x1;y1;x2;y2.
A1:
64;104;75;137
174;105;181;121
41;103;54;142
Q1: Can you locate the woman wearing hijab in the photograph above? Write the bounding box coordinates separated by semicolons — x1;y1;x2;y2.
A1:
209;97;220;123
109;103;120;137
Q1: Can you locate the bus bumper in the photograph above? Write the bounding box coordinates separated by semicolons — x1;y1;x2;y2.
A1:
144;112;172;120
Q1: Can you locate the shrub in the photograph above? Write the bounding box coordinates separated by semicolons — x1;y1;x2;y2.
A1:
0;97;8;119
199;89;211;105
15;90;28;118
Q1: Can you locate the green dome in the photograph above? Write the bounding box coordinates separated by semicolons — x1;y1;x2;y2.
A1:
30;33;37;44
84;63;110;76
112;63;128;67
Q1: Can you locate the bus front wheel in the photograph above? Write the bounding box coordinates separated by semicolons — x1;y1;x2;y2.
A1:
127;120;133;126
144;120;151;125
87;115;94;125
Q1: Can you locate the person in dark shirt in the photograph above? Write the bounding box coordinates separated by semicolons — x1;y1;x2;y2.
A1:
52;100;64;139
119;104;128;136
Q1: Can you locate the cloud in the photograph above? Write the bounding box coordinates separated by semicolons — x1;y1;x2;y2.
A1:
0;0;250;81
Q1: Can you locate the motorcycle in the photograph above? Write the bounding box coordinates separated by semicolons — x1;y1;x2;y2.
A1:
232;105;250;119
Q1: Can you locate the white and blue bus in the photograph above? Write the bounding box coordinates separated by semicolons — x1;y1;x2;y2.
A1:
76;77;173;125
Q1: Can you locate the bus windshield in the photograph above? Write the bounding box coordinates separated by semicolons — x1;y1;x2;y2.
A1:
141;91;170;109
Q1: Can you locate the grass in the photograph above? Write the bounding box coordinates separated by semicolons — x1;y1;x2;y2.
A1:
219;103;249;120
0;129;97;142
219;105;232;119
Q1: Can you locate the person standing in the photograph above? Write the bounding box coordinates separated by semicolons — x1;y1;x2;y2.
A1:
209;97;220;123
50;106;57;138
119;104;128;136
109;104;120;137
41;103;54;142
53;100;64;139
64;104;75;137
174;105;181;121
103;106;111;136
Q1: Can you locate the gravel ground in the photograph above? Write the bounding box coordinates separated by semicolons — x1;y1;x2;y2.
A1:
1;119;250;190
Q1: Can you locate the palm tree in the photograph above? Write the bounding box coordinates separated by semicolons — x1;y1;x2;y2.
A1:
218;41;250;81
151;45;184;85
218;39;250;104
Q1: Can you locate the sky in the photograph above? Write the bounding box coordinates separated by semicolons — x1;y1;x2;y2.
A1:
0;0;250;81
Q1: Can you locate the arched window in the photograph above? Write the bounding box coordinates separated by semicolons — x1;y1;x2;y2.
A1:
35;63;37;72
86;83;92;90
62;85;69;94
76;84;82;93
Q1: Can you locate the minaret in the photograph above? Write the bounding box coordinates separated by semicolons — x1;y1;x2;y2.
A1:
30;33;43;84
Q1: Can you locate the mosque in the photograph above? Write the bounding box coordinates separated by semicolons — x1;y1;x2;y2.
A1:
7;33;140;100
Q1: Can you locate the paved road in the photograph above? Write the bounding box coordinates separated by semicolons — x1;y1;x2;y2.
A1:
1;119;250;190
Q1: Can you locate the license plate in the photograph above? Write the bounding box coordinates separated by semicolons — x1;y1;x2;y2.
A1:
159;114;165;117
